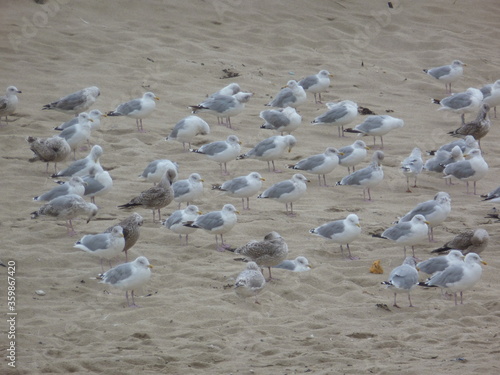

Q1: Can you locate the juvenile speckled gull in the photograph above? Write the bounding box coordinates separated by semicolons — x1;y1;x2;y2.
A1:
105;213;143;261
257;173;310;215
107;92;159;132
298;70;333;103
100;256;153;307
480;79;500;117
400;147;423;192
83;167;113;204
138;159;179;185
310;214;361;259
166;115;210;151
211;172;265;210
336;150;384;201
234;231;289;280
431;229;489;255
381;256;419;308
190;135;241;176
399;191;451;242
31;194;98;236
190;92;253;128
338;140;369;173
259;106;302;135
423;252;486;305
162;205;201;245
273;256;311;272
238;135;297;173
58;112;93;158
288;147;342;187
118;169;176;223
27;135;71;174
234;261;266;304
443;148;488;194
183;204;239;251
51;144;103;179
172;173;204;208
33;176;86;201
0;86;21;124
74;226;125;272
266;80;307;109
344;115;404;149
423;60;465;94
55;109;106;132
311;100;358;137
378;214;429;258
42;86;100;115
448;103;491;147
434;87;483;124
416;250;463;276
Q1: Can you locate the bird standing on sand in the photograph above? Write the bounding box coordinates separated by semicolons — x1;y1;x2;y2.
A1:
400;147;423;192
266;80;307;109
27;135;71;174
190;135;241;176
423;60;465;94
234;262;266;304
381;256;419;308
107;92;159;132
42;86;100;115
0;85;21;124
298;70;333;103
105;213;143;261
257;173;310;216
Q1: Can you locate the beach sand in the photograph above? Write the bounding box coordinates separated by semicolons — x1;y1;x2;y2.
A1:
1;0;500;373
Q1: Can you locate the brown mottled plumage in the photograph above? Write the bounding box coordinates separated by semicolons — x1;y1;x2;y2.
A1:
105;213;144;261
27;135;71;173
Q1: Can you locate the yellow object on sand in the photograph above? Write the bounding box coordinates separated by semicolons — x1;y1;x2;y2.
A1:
370;260;384;274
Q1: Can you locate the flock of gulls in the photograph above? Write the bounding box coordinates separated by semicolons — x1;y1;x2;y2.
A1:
3;59;498;308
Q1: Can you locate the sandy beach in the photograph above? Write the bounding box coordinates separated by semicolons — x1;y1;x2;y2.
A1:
1;0;500;373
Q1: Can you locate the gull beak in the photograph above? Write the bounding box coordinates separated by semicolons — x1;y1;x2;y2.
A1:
481;261;487;265
365;146;371;150
89;119;94;122
356;224;361;228
17;90;22;94
339;152;345;155
424;221;431;225
307;264;312;269
260;178;266;181
148;264;154;269
155;96;160;101
197;211;203;215
119;233;124;238
102;114;108;118
200;179;205;182
238;141;242;145
329;74;334;78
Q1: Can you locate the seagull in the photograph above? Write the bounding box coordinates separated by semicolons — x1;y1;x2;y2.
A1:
42;86;100;115
266;80;307;108
105;213;143;261
211;172;265;210
74;226;125;272
172;173;204;208
288;147;342;187
422;253;486;305
337;140;369;173
344;115;405;149
257;173;310;216
107;92;159;132
447;103;491;148
166;115;210;151
399;191;451;242
55;109;106;132
57;112;93;158
190;92;253;128
190;135;241;175
423;60;466;94
311;100;358;137
183;204;239;251
138;159;178;185
431;134;479;155
31;194;98;236
82;166;113;204
376;214;430;258
99;256;153;307
298;70;333;103
162;205;202;245
51;144;103;179
33;176;86;201
0;86;21;125
423;145;464;178
273;256;311;272
416;250;464;277
259;106;302;135
434;87;483;124
234;261;266;304
237;134;297;173
480;79;500;118
118;169;176;223
336;150;384;201
400;147;423;192
233;231;289;280
443;148;488;194
310;214;362;260
431;229;489;255
381;256;419;308
27;135;71;174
